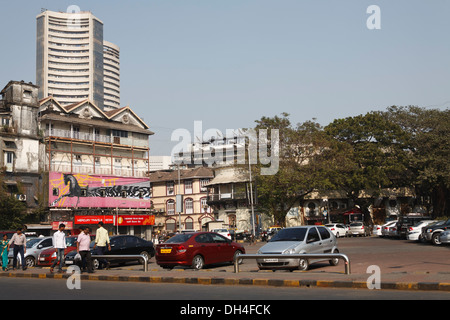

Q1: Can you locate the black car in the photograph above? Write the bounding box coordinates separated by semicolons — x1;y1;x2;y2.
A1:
65;235;155;269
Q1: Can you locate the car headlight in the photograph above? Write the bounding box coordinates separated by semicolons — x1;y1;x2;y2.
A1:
282;248;295;254
51;252;56;258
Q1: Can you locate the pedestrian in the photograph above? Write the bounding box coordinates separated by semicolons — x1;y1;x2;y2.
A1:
77;226;94;273
93;221;111;270
0;234;9;271
50;223;67;273
8;228;27;270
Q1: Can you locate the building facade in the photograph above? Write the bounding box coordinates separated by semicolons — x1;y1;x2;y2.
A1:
38;96;154;237
103;41;120;111
149;167;215;234
36;10;121;111
0;81;42;213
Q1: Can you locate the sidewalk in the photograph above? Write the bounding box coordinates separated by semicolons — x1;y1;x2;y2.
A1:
1;262;450;292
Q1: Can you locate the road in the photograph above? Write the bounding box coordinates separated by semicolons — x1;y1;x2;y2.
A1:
1;277;450;300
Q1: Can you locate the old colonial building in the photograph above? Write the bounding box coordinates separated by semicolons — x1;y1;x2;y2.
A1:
38;96;154;237
0;81;42;214
149;167;215;234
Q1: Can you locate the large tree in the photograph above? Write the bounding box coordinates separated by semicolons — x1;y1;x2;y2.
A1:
384;106;450;217
253;113;336;225
323;111;410;217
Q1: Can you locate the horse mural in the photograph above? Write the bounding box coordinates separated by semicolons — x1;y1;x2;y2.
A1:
49;173;151;208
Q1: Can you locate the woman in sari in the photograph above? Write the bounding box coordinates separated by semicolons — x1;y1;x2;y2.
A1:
0;234;9;271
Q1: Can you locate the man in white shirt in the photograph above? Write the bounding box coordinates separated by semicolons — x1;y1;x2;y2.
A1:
8;228;27;270
50;224;67;273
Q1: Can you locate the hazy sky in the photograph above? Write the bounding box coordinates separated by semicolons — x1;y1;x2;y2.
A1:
1;0;449;155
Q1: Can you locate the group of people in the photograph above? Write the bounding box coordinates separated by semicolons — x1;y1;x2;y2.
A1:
0;221;112;273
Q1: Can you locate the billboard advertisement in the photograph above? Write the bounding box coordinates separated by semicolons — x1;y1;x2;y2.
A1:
49;172;151;209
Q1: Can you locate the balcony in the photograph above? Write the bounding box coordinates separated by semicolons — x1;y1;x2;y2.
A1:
45;129;149;149
207;192;248;204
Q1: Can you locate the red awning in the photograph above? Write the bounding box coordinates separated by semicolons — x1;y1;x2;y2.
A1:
343;208;363;215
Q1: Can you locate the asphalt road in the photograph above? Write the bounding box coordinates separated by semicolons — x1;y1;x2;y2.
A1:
2;277;450;300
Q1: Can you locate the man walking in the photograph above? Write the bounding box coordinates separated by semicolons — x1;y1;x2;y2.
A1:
8;228;27;270
50;223;67;273
77;226;94;273
93;221;111;269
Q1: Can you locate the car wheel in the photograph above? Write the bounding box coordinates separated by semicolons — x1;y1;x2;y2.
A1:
25;256;35;268
298;258;309;271
139;251;150;262
336;232;340;238
329;249;340;266
191;255;204;270
432;233;442;245
93;258;99;270
232;250;243;265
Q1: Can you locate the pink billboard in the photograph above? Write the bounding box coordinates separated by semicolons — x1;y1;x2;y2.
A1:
49;172;151;209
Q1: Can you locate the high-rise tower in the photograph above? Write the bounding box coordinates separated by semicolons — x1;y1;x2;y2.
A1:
36;10;107;109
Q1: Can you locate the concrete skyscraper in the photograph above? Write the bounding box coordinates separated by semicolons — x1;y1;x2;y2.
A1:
36;9;120;110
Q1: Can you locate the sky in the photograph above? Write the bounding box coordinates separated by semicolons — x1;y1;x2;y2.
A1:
1;0;449;155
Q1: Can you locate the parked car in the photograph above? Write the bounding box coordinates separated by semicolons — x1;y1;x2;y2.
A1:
396;213;432;239
381;221;397;237
422;219;450;245
406;220;436;242
439;230;450;244
325;223;348;238
386;224;399;238
155;232;245;270
37;235;94;267
211;229;232;240
256;226;339;271
65;235;155;269
8;236;53;268
372;225;382;236
348;222;371;237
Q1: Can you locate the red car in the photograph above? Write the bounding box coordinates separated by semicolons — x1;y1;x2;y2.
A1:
156;232;245;270
37;235;93;267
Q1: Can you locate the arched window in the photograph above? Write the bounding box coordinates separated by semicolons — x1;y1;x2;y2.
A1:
200;197;211;213
166;218;176;232
185;217;194;230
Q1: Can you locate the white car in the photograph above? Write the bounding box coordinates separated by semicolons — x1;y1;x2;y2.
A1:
407;220;436;241
325;223;348;238
372;225;383;236
211;229;232;240
380;221;397;237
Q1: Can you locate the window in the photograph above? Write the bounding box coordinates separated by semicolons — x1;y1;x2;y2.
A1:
306;228;320;243
166;219;176;232
185;198;193;214
185;217;194;230
6;152;14;164
210;233;227;243
200;197;211;213
167;200;175;215
166;181;174;196
195;233;212;243
200;179;210;192
317;227;331;240
111;130;128;138
184;180;193;194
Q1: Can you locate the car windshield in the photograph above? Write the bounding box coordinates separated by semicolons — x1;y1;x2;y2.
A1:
269;228;307;242
165;234;194;244
26;238;42;248
66;237;78;247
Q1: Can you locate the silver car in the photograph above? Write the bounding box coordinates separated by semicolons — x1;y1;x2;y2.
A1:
256;226;339;271
439;230;450;244
8;236;53;268
348;222;371;237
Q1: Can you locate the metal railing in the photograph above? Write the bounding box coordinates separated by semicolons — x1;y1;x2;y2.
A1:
233;253;351;275
91;254;149;272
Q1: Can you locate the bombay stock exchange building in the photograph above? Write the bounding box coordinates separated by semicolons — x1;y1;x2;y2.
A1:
36;10;120;111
